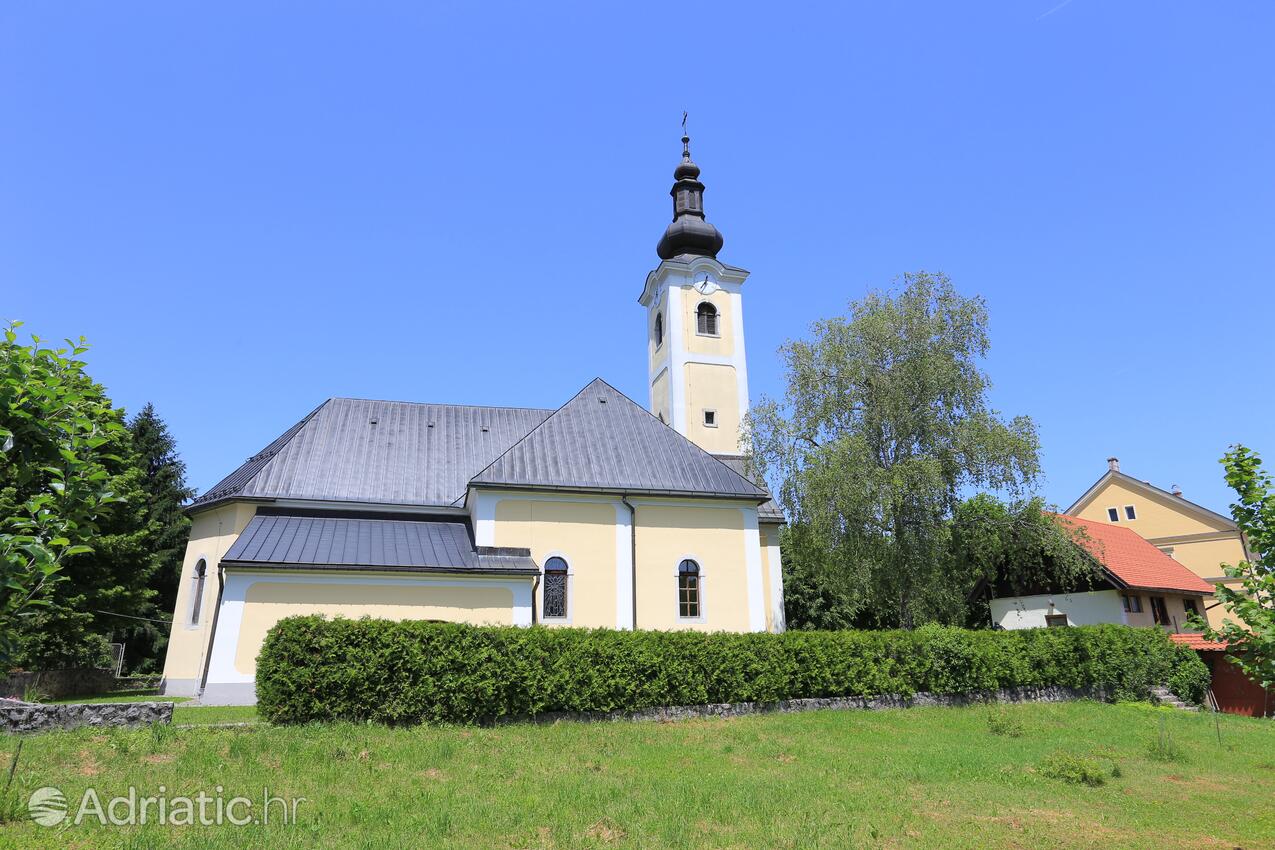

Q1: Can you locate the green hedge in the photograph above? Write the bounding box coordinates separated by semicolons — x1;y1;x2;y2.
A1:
256;618;1210;725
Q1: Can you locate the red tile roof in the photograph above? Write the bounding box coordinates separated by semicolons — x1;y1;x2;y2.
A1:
1056;514;1215;595
1169;633;1228;651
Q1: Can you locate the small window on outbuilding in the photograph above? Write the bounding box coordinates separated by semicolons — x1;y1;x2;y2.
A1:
696;302;718;336
1122;595;1143;614
654;312;664;348
1124;505;1137;520
678;559;701;618
543;557;569;620
1149;596;1170;626
1045;613;1069;628
1107;507;1120;522
1183;598;1199;617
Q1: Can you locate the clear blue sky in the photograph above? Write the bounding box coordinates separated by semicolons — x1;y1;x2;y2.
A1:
4;2;1272;515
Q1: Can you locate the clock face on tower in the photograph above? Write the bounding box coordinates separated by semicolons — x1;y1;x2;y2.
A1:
693;277;720;296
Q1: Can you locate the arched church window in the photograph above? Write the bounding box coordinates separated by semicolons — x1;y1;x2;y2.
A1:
678;559;701;618
654;312;664;347
696;302;718;336
543;556;569;620
190;559;207;625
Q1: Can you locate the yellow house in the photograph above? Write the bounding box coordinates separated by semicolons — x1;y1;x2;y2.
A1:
160;133;787;705
1067;458;1251;629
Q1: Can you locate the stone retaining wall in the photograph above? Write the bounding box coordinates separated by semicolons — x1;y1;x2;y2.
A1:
0;669;158;701
0;700;173;734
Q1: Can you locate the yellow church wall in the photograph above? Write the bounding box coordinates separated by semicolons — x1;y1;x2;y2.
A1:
683;287;735;358
684;362;740;455
493;498;618;628
1074;480;1229;538
651;367;670;425
231;579;514;676
634;503;749;632
161;502;258;684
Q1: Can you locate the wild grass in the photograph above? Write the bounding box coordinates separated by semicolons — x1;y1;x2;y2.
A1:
0;701;1271;849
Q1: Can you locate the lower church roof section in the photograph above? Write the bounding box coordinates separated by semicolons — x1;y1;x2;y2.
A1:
220;514;538;575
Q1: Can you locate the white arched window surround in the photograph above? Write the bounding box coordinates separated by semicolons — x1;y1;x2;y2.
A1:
674;554;707;622
540;552;574;623
695;301;720;337
188;557;209;627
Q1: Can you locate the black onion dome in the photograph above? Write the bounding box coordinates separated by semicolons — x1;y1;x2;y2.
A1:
656;134;724;260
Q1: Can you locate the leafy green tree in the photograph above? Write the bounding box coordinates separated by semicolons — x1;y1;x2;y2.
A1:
949;495;1100;625
1188;445;1275;690
747;272;1040;628
0;322;124;665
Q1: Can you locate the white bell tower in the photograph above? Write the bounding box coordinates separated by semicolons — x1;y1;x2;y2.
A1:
638;132;751;457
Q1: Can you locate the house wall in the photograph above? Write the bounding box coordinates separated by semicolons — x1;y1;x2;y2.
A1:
992;590;1127;630
160;501;259;697
201;570;533;705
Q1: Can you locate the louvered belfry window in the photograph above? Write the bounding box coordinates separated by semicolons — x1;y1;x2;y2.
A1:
696;303;718;335
678;559;701;618
543;557;568;619
654;312;664;347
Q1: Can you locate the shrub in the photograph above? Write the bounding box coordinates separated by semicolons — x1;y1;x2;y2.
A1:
985;708;1024;737
1166;645;1211;705
256;619;1209;726
1038;750;1107;786
1147;718;1183;762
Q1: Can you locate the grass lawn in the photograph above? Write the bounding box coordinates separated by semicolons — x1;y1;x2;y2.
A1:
50;691;192;705
0;700;1271;849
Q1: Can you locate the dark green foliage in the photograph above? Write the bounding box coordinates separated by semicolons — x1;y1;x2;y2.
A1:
1038;750;1107;786
1166;645;1211;705
257;618;1209;726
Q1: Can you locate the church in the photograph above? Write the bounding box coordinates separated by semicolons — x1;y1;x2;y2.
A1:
160;134;787;705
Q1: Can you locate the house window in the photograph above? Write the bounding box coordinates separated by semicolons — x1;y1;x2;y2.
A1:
543;557;569;620
696;302;718;336
1122;595;1143;614
1107;507;1120;522
189;559;207;625
1158;546;1175;559
678;559;701;618
1183;598;1199;617
654;312;664;348
1149;596;1170;626
1045;613;1069;628
703;409;717;428
1124;505;1137;520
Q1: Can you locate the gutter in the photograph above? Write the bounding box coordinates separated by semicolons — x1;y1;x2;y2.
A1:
622;496;638;629
197;564;226;696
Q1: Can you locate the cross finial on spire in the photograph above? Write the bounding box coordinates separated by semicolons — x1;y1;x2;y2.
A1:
681;111;690;157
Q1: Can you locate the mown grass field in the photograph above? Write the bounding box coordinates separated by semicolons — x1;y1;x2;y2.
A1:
0;700;1271;849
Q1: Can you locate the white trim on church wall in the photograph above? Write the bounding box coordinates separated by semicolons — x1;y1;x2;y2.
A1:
764;532;786;632
740;507;767;632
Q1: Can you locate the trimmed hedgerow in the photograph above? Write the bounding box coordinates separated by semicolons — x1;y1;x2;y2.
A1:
255;618;1209;726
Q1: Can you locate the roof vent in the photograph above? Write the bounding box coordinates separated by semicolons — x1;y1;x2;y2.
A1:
1172;484;1183;498
1107;457;1120;472
427;422;435;428
369;417;378;425
481;426;489;433
599;397;607;404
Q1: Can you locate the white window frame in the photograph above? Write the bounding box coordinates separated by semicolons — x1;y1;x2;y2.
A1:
1106;506;1120;522
539;552;574;624
1124;504;1137;520
674;554;707;623
702;408;718;428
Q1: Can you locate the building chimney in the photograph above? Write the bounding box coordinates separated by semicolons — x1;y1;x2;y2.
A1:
1171;484;1183;498
1107;457;1120;473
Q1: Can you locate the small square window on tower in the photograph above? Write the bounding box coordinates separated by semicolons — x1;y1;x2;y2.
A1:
703;409;717;428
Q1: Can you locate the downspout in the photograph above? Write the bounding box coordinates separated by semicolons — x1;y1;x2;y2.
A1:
531;575;540;625
198;565;226;696
622;496;638;630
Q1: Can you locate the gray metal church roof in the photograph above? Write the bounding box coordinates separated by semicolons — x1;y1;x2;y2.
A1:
221;514;539;574
470;379;768;500
194;379;774;512
193;398;553;510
